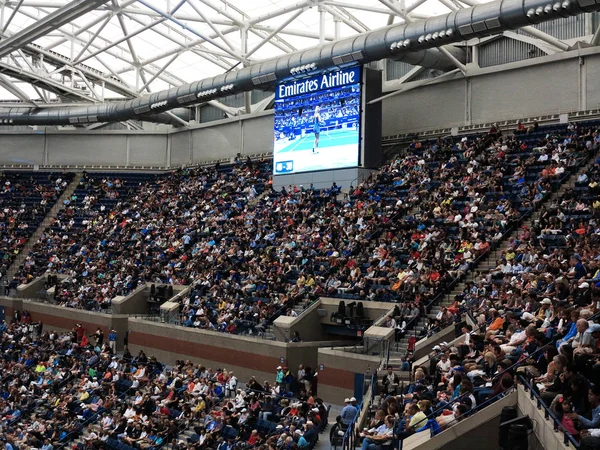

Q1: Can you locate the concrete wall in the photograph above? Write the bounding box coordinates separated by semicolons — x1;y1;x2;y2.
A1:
273;168;377;191
0;296;379;403
0;112;273;168
382;49;600;136
319;297;393;324
318;347;380;404
517;385;572;450
0;297;129;351
413;324;457;360
17;275;49;298
274;298;393;342
1;48;598;168
273;300;330;342
112;283;188;315
403;389;518;450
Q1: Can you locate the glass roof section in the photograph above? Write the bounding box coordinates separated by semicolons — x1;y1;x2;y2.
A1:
0;0;490;103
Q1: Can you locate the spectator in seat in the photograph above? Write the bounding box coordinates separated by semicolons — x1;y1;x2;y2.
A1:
341;397;358;425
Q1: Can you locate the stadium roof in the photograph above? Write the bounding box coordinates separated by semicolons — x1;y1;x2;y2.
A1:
0;0;487;104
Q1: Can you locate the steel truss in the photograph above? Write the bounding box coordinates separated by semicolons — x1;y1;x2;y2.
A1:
0;0;592;120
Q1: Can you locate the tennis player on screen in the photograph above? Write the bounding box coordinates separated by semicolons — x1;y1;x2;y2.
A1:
312;106;324;154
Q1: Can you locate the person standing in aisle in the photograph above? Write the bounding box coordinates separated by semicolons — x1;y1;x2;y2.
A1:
108;329;117;354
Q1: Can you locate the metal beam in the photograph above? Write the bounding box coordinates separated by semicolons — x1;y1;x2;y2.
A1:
438;0;459;11
165;111;189;127
120;10;238;73
186;0;238;52
521;26;569;51
439;46;468;73
322;5;363;33
591;24;600;46
247;0;311;26
195;0;243;27
251;94;274;113
72;13;113;63
369;69;461;105
502;30;559;54
0;73;37;105
394;65;424;85
2;0;25;34
405;0;428;14
207;99;238;117
0;0;111;59
0;60;98;101
135;0;246;63
334;6;370;32
245;8;306;60
379;0;412;24
42;0;138;51
138;52;180;93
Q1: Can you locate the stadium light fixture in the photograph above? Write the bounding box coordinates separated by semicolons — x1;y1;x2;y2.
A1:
544;4;552;13
289;63;318;75
196;88;218;98
150;100;168;110
527;8;535;16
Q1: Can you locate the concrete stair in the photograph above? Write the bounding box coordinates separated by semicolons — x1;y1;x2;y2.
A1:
5;173;81;282
247;185;272;206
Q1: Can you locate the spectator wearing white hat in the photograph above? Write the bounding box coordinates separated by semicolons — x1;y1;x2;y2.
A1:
341;397;358;425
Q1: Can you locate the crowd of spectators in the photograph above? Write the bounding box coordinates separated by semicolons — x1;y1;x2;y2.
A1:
364;120;600;449
0;171;73;287
13;159;270;312
4;115;590;345
0;312;331;450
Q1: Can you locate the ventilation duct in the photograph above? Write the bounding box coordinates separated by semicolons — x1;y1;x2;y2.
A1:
0;0;596;125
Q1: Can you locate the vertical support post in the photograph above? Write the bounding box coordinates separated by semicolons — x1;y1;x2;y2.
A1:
319;6;326;45
465;77;472;126
43;129;48;166
241;27;251;114
125;134;131;166
0;3;5;32
471;45;479;67
166;133;171;168
188;129;193;164
579;56;587;110
334;16;341;40
239;116;244;156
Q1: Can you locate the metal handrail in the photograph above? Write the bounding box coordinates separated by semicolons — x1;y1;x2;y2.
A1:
341;374;376;450
518;375;579;447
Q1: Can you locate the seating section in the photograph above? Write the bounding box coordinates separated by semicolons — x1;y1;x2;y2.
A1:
363;120;600;449
0;318;329;450
8;121;590;341
15;160;272;312
0;171;73;278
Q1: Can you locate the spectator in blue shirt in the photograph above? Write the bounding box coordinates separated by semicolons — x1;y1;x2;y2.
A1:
573;385;600;429
108;329;117;353
340;397;358;425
